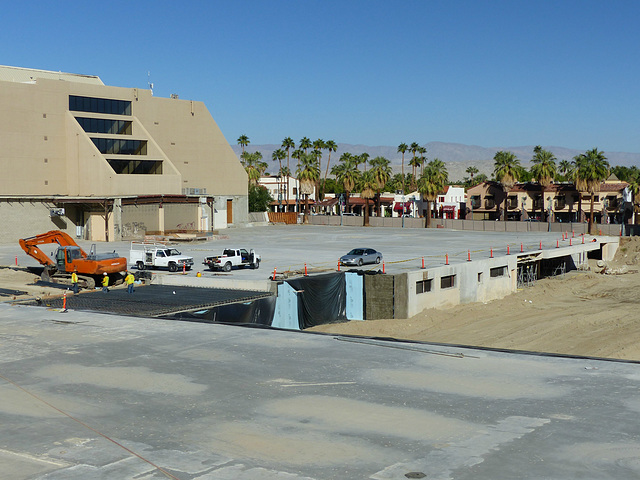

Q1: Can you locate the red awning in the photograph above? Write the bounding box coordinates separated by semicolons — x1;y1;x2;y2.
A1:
442;206;456;212
394;202;412;212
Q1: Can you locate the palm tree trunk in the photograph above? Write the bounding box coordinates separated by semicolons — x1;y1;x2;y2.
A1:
304;194;309;224
323;152;332;195
425;201;431;228
589;193;595;234
363;199;370;226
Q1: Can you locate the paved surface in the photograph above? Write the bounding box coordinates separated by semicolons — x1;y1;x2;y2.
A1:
19;285;272;318
0;303;639;479
1;224;587;282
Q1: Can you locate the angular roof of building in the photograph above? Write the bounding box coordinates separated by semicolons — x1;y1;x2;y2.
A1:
0;65;104;85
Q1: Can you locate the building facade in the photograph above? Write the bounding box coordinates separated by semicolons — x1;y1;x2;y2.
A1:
0;65;247;242
467;177;632;224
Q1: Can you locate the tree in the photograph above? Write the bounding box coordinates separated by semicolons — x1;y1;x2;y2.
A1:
296;152;320;223
558;159;572;181
573;148;610;234
332;153;360;215
237;134;250;157
530;146;557;222
465;166;479;185
493;151;521;221
417;146;427;176
323;140;338;195
281;137;295;205
397;143;408;198
248;184;273;212
360;170;377;226
418;160;448;228
370;156;392;216
299;136;312;153
243;152;262;185
272;148;286;176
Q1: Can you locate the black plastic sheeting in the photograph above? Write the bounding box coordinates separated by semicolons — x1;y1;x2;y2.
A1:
164;296;277;325
286;272;347;329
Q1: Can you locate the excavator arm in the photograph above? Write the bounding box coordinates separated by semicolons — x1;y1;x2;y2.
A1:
19;230;88;267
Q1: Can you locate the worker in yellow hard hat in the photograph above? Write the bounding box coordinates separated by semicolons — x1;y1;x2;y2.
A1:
71;267;79;294
101;272;109;292
125;271;135;294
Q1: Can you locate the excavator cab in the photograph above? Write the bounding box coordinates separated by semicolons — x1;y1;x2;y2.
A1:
55;246;82;273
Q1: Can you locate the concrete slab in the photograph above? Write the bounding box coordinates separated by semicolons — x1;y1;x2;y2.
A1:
1;225;608;283
1;303;639;479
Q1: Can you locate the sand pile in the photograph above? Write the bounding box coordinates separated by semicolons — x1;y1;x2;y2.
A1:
311;238;640;361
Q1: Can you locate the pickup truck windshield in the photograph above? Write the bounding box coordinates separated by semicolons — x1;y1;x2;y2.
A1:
168;249;181;256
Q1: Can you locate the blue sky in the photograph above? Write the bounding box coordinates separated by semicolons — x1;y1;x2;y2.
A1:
3;1;639;152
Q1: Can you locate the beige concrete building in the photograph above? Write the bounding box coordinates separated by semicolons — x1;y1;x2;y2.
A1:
0;65;247;242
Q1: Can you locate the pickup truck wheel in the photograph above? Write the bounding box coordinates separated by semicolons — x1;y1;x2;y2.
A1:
254;260;260;269
168;262;178;272
223;262;232;272
137;261;145;271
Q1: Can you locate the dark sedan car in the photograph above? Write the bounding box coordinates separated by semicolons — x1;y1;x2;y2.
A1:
340;248;383;267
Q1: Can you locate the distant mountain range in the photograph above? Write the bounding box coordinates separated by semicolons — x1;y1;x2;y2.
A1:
231;142;640;182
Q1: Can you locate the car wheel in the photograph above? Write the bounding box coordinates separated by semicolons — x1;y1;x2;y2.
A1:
357;258;363;267
223;262;232;272
375;256;381;264
137;261;145;270
168;262;178;272
254;260;260;269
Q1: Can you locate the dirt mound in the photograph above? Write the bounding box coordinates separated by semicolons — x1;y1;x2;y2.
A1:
615;236;640;265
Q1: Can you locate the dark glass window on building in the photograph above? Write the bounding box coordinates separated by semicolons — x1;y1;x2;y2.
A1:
416;279;432;294
441;275;455;289
107;160;162;174
91;138;147;155
490;266;506;278
69;95;131;115
75;117;132;135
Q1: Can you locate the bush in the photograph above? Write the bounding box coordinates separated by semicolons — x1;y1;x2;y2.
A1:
248;185;273;212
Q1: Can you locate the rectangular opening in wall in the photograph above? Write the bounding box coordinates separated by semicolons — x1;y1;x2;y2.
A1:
478;272;483;282
490;266;507;278
441;275;455;289
69;95;131;115
107;159;162;174
416;279;432;294
75;117;132;135
92;138;147;155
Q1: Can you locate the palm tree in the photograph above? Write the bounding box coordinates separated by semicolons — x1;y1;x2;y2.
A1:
493;151;521;221
237;134;250;156
299;137;312;153
573;148;610;234
466;166;479;186
370;156;392;216
530;146;557;222
296;152;320;223
243;152;261;185
417;146;427;176
397;143;408;196
359;152;370;172
323;140;338;194
271;149;286;210
418;160;448;228
360;170;377;226
628;180;640;224
332;153;360;215
281;137;295;205
558;159;572;180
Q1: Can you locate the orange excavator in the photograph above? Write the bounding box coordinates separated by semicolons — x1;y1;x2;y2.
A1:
19;230;127;289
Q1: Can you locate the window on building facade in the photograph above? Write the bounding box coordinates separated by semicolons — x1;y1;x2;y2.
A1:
490;266;507;278
75;117;132;135
91;138;147;155
416;279;432;294
441;275;455;289
69;95;132;116
107;159;162;174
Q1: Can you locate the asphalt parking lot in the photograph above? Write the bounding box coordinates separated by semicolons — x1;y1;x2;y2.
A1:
2;224;578;280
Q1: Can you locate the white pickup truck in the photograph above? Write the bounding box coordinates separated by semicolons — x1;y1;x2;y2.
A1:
203;248;260;272
130;242;194;272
